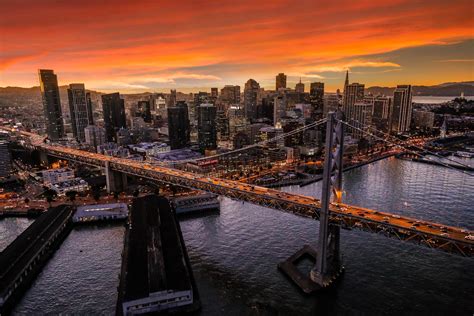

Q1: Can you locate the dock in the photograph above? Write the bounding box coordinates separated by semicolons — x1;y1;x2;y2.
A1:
0;205;74;314
116;195;200;315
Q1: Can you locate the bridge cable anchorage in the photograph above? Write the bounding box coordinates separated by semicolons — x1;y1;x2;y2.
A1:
150;118;328;166
344;117;472;170
336;118;474;177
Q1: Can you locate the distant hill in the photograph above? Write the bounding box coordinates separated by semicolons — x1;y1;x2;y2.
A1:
366;82;474;97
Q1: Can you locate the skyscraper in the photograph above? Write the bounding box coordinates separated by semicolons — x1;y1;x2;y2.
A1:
295;78;305;93
220;85;241;105
167;101;190;149
343;83;365;122
169;89;177;108
86;92;94;125
352;102;373;139
102;92;126;142
211;87;218;98
67;83;89;142
244;79;260;122
197;103;217;153
276;73;287;90
137;100;152;123
38;69;64;140
310;82;324;120
84;125;106;151
390;85;413;133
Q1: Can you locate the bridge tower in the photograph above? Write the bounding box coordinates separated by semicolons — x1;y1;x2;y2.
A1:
310;111;344;287
278;111;344;292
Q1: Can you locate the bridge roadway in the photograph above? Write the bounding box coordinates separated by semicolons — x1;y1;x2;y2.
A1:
7;129;474;256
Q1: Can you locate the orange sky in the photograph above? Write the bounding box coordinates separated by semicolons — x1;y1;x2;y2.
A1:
0;0;473;92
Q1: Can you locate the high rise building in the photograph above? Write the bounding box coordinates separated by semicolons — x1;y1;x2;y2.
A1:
38;69;64;140
276;73;287;90
167;101;190;149
84;125;106;151
352;102;373;139
67;83;89;142
310;82;324;120
86;92;94;125
323;94;339;116
211;88;218;98
0;141;11;178
137;100;152;123
295;78;305;93
244;79;260;122
169;89;177;108
197;103;217;153
390;85;413;133
220;85;241;105
102;93;126;142
343;83;365;123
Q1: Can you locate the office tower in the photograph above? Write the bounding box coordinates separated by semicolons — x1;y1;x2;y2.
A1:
138;100;152;123
373;96;391;120
244;79;260;122
323;94;339;116
38;69;64;140
390;85;413;133
258;97;275;124
343;83;365;122
352;102;373;139
86;92;94;125
295;78;305;93
169;89;177;108
220;85;241;104
0;141;11;177
167;101;190;149
216;110;230;140
84;125;106;150
211;88;218;98
276;73;287;90
67;83;89;142
197;103;217;153
310;82;324;120
102;92;126;142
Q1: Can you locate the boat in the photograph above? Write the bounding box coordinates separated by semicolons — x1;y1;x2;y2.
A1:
172;193;220;214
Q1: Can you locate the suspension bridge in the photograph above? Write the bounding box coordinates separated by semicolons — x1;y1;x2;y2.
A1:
1;112;473;291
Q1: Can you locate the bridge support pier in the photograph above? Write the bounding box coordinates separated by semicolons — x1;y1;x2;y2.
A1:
278;111;344;292
105;161;127;193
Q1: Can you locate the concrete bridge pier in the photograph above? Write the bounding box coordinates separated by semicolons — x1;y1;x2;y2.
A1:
105;161;127;193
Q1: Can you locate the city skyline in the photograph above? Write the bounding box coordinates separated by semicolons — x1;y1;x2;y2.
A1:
1;0;473;93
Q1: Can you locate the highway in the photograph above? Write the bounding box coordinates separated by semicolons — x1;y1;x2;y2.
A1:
4;127;474;256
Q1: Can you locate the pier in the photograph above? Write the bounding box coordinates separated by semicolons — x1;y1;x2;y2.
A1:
117;195;200;315
0;205;74;314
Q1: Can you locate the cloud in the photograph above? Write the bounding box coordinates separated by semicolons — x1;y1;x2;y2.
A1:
436;59;474;63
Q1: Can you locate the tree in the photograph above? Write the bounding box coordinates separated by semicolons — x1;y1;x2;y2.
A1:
43;188;57;208
66;190;78;206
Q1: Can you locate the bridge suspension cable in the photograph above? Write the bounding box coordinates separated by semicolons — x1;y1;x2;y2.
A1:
154;118;328;166
338;118;473;177
344;117;472;170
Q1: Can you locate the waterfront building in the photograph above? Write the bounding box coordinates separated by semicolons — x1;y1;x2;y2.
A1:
38;69;64;140
42;168;75;185
390;85;413;133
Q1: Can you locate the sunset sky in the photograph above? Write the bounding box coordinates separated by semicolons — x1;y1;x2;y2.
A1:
0;0;473;93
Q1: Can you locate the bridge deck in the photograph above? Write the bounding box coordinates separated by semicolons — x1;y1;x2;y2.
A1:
7;129;474;257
